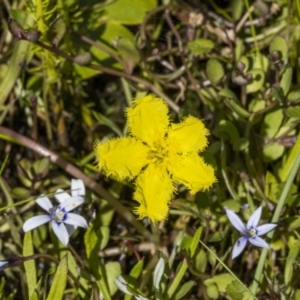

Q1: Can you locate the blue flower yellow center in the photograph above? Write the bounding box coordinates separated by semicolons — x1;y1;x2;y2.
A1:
248;228;256;238
49;206;67;223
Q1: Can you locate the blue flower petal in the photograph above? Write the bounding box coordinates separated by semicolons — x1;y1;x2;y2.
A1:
256;223;277;236
232;236;248;259
225;208;246;234
247;206;262;230
248;236;269;248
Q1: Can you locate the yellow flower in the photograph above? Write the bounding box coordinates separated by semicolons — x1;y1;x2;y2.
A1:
94;95;216;223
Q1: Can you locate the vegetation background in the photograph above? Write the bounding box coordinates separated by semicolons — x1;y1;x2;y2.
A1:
0;0;300;299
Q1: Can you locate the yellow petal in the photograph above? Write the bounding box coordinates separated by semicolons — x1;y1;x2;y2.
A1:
168;116;209;153
169;152;216;194
126;95;169;146
133;164;174;223
94;137;148;180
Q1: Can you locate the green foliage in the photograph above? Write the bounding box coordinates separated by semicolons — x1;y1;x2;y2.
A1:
1;0;300;299
46;254;68;300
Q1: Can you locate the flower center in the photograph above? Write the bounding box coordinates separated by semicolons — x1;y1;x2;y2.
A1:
49;206;67;223
147;141;169;165
247;228;257;238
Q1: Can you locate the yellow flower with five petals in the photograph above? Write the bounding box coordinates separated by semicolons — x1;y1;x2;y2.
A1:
94;95;216;223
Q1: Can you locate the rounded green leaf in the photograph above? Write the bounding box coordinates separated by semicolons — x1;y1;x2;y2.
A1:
206;284;219;300
206;58;224;84
269;36;288;60
104;0;157;24
286;106;300;118
260;109;284;138
288;90;300;103
188;39;215;55
263;143;285;162
248;52;269;73
11;187;31;199
246;69;265;93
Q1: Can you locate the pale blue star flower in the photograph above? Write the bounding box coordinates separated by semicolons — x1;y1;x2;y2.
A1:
225;206;277;259
23;179;87;246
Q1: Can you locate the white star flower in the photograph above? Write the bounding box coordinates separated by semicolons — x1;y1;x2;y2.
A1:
225;206;277;259
23;179;87;246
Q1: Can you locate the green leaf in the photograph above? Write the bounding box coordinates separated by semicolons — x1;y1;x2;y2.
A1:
93;111;122;137
208;231;225;242
189;227;203;257
84;225;111;299
248;52;269;72
222;200;240;211
104;0;157;24
23;232;37;299
204;273;235;292
260;109;284;138
11;187;31;199
188;39;215;55
271;86;285;103
263;143;285;162
224;99;250;118
174;280;195;300
286;106;300;118
85;225;101;278
231;0;244;20
246;69;265;93
206;58;224;84
269;36;288;60
128;259;144;286
284;241;300;286
287;217;300;230
233;138;249;151
33;157;51;178
104;262;121;296
194;249;207;273
46;254;68;300
279;134;300;181
226;280;246;300
288;90;300;103
206;283;219;299
219;88;238;101
0;11;34;105
219;120;240;143
116;37;140;73
280;67;292;96
29;279;42;300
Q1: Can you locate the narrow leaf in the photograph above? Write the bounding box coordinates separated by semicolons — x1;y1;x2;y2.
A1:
23;232;36;299
46;254;68;300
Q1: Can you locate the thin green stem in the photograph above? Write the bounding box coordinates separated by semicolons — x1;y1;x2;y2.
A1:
249;146;300;298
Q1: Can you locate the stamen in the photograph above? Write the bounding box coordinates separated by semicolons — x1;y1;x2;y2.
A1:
49;206;66;223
